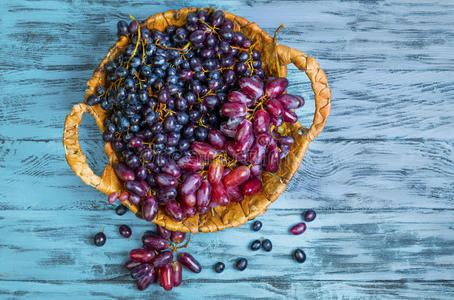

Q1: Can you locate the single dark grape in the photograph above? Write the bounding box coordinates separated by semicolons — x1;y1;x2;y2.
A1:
293;249;306;263
119;224;132;238
94;232;106;247
235;258;248;271
115;204;128;216
252;220;262;231
214;262;225;273
303;209;316;222
262;239;272;252
250;240;261;251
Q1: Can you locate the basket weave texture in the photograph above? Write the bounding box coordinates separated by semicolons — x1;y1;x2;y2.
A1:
63;8;331;233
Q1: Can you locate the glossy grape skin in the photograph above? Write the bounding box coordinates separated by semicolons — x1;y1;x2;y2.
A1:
160;264;174;291
94;232;106;247
250;240;261;251
212;182;230;206
277;94;299;109
223;166;251;187
156;225;171;240
214;261;225;273
228;90;250;105
191;142;218;160
155;173;178;188
196;180;212;209
161;160;181;178
137;268;156;291
142;195;158;221
265;77;288;98
252;220;262;231
108;192;119;204
119;224;132;238
165;200;184;221
266;147;280;173
239;77;264;100
181;191;197;207
129;248;155;263
226;186;243;202
235;119;253;144
248;142;266;165
266;99;284;117
243;177;262;195
171;231;186;243
250;164;263;178
115;204;128;216
178;252;202;273
208;160;224;184
262;239;272;252
180;172;202;196
177;155;204;171
172;261;183;287
282;109;298;123
142;234;170;251
290;222;307;235
293;249;306;263
208;129;226;149
221;103;247;118
131;264;152;279
113;163;135;181
303;209;317;222
152;251;173;268
125;180;147;197
125;259;142;271
235;258;248;271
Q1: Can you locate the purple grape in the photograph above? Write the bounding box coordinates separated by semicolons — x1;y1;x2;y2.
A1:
125;180;147;197
265;77;288;98
137;268;156;290
165;200;184;221
119;224;132;238
157;225;171;239
142;195;158;221
113;163;135;181
290;222;307;235
152;251;173;268
142;234;169;251
304;209;317;222
178;252;202;273
131;264;151;279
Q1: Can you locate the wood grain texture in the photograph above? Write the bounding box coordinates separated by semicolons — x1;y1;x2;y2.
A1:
1;0;454;299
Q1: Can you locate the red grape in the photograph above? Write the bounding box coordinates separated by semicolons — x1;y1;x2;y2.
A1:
221;103;247;118
157;225;171;239
223;166;251;187
137;268;156;291
171;231;186;243
131;263;151;279
227;90;250;105
113;163;135;181
243;177;262;195
212;182;230;206
152;251;173;268
266;147;280;173
235;119;253;144
208;160;224;184
226;186;244;202
177;155;204;171
160;264;174;291
248;142;266;165
266;99;283;117
196;180;212;208
155;173;178;188
290;222;307;235
191;142;218;159
165;200;183;221
208;129;226;149
265;77;288;98
239;77;264;100
108;192;119;204
161;159;181;178
125;180;147;197
277;94;299;109
129;248;155;263
282;109;298;123
142;234;169;251
181;191;197;207
178;252;202;273
142;195;158;221
253;109;270;134
180;172;202;196
172;261;183;287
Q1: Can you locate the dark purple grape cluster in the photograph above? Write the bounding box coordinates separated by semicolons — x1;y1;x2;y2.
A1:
89;9;305;223
126;225;201;291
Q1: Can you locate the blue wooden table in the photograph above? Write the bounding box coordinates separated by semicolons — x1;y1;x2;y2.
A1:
1;1;454;299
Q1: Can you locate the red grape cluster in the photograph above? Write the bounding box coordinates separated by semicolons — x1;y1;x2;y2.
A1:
91;9;305;222
126;225;201;291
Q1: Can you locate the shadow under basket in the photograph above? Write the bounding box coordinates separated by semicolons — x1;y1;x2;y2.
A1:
63;8;331;233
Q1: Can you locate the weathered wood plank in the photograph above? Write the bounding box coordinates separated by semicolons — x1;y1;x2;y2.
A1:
1;0;454;140
0;209;453;282
0;280;453;300
1;139;453;210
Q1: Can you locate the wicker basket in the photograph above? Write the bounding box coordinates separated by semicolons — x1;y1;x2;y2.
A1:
63;8;331;233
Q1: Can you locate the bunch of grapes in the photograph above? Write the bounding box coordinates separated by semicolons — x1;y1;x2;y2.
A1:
89;9;304;223
125;225;201;291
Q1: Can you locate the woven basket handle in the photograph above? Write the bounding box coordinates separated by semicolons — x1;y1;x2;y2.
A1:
277;46;332;142
63;103;120;195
